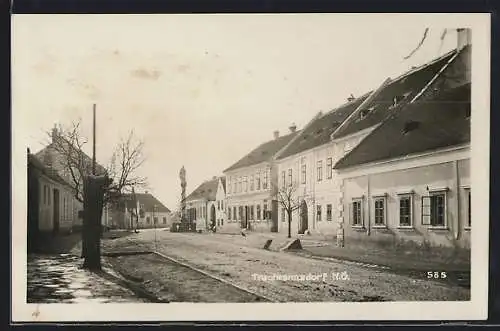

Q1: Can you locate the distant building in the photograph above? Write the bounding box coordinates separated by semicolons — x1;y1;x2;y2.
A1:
109;191;171;229
27;149;81;252
223;128;300;232
185;176;226;231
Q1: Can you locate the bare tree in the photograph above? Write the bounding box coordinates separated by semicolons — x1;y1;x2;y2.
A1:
46;120;147;269
48;120;147;205
273;181;309;238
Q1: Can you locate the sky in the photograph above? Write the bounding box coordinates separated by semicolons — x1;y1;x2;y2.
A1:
12;14;461;211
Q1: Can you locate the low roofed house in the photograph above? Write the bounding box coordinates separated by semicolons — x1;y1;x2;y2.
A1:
109;191;171;229
34;125;110;229
334;82;471;249
223;127;300;233
185;176;226;231
27;149;82;252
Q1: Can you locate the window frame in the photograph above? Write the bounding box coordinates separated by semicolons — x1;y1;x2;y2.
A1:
301;164;306;184
351;197;364;227
256;171;261;190
316;204;322;222
326;204;332;222
250;175;254;191
326;157;333;179
288;168;293;187
372;194;387;227
397;192;414;228
421;189;448;228
281;171;286;189
317;160;323;182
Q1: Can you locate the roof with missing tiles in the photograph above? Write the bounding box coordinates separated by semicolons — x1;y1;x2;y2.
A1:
333;83;470;170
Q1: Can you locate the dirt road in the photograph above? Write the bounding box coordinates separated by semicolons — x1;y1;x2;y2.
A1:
103;230;470;302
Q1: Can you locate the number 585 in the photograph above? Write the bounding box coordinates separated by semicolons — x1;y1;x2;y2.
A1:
427;271;447;279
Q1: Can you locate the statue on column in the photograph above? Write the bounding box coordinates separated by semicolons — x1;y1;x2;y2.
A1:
179;166;186;223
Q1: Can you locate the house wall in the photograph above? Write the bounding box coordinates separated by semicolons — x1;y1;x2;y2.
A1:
215;179;227;227
34;169;82;234
137;211;171;229
223;162;277;232
276;128;375;236
339;148;470;249
186;199;209;230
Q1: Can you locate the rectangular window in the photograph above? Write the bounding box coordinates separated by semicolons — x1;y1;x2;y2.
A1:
233;207;237;220
256;172;261;190
154;216;158;224
228;178;231;194
422;191;446;227
399;194;413;227
163;217;167;224
281;208;286;222
326;204;332;221
374;197;386;226
352;199;363;226
263;170;268;189
250;175;254;191
281;171;286;189
233;180;237;193
327;157;332;179
238;177;242;193
316;205;322;222
317;161;323;182
257;205;261;220
228;207;232;220
288;168;293;186
221;201;224;210
218;201;220;210
263;202;268;220
250;205;254;220
301;164;306;184
146;216;151;224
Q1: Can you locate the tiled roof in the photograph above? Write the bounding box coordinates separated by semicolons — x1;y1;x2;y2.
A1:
277;95;370;160
331;50;457;139
333;83;470;170
224;131;300;172
121;192;170;212
28;152;73;188
186;177;220;202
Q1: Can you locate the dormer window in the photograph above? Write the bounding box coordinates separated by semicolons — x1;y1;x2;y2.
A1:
359;109;369;120
402;120;420;135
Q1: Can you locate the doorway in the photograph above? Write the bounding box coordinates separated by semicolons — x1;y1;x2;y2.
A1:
299;200;308;234
53;189;60;234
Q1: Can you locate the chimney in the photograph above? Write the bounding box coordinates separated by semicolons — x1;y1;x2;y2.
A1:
347;94;355;102
289;123;297;133
457;28;472;50
273;130;280;139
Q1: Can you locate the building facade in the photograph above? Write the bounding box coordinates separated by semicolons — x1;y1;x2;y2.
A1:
334;83;471;249
223;128;300;233
27;150;82;252
185;176;226;231
274;29;471;238
34;125;110;228
108;191;171;229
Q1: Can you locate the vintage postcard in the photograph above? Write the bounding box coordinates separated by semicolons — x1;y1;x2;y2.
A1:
11;13;490;322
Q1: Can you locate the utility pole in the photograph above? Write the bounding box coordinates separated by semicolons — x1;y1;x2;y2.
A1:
92;103;96;175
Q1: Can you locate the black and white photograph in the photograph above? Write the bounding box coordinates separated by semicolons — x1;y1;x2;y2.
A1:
11;13;490;321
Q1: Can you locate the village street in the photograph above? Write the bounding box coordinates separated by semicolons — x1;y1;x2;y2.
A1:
101;230;470;302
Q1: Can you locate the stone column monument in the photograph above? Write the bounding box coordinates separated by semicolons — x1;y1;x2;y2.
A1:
179;166;186;223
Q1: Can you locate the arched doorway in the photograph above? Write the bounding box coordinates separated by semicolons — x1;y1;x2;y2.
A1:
210;205;216;229
299;200;308;234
